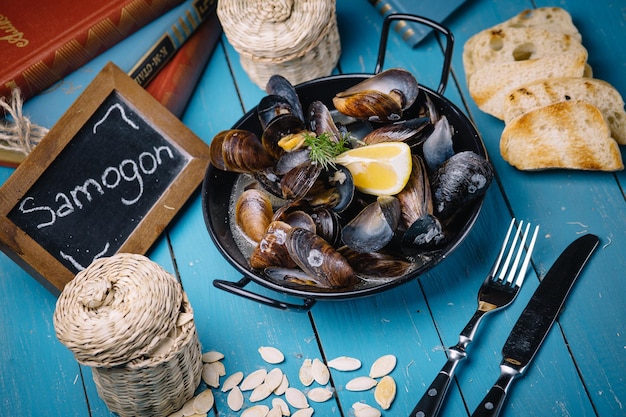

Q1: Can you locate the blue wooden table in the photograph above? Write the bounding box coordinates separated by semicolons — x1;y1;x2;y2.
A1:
2;0;625;416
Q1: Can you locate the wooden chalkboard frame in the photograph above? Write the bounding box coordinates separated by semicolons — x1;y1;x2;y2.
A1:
0;62;211;294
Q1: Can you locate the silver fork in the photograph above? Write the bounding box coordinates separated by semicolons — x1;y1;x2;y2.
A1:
409;218;539;417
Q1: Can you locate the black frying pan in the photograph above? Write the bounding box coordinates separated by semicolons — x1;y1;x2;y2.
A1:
202;15;488;310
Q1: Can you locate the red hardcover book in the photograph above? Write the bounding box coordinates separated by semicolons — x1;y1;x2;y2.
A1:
145;10;221;117
0;0;184;102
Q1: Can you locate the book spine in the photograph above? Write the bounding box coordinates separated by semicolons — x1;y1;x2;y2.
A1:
145;12;221;117
0;0;185;102
367;0;421;47
129;0;217;87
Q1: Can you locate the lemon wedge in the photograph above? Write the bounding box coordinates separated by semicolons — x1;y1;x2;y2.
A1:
334;142;412;196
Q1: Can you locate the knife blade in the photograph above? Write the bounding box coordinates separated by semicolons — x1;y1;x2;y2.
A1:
470;233;599;417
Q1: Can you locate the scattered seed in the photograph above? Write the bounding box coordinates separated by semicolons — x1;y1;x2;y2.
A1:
369;354;396;379
311;358;330;385
201;351;224;363
271;397;291;416
167;408;185;417
345;376;378;391
274;374;290;396
201;363;220;388
241;369;268;391
227;386;244;412
265;368;284;391
250;383;273;402
222;371;244;392
327;356;362;371
267;406;283;417
292;407;314;417
259;346;285;364
192;389;214;413
285;387;309;409
307;387;333;403
209;360;226;376
374;375;396;410
241;405;270;417
352;402;381;417
180;397;197;416
299;359;314;386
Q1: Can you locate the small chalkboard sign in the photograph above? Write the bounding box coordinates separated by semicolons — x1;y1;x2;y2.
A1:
0;62;211;293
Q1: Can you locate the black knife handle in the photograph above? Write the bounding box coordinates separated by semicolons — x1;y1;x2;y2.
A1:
409;352;464;417
470;367;518;417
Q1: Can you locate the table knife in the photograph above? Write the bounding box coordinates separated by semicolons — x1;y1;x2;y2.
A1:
470;233;599;417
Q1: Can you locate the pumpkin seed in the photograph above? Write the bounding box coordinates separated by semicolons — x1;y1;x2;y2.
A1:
241;405;270;417
345;376;378;391
292;407;314;417
201;350;224;363
265;367;284;391
222;371;244;392
374;375;396;410
192;389;214;413
241;369;268;391
285;387;309;409
311;358;330;385
307;387;333;403
201;363;220;388
267;406;283;417
274;373;290;396
352;402;381;417
227;386;244;412
180;398;197;416
259;346;285;364
271;397;291;416
369;354;396;379
250;383;273;402
299;359;314;386
327;356;362;371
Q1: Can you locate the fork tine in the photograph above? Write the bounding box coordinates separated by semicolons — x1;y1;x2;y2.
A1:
503;222;531;285
514;224;539;287
488;218;517;278
495;219;523;282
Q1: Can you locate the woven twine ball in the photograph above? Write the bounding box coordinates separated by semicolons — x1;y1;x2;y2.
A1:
53;253;203;416
217;0;341;88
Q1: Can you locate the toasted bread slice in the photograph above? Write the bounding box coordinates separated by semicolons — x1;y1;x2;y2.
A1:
500;100;623;171
467;46;588;119
503;77;626;144
463;27;584;83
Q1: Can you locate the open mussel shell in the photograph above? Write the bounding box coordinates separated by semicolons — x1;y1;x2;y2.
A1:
258;94;296;129
262;113;307;159
362;116;433;147
209;129;275;173
400;214;447;256
341;195;401;253
431;151;494;220
308;100;343;141
280;160;323;200
266;74;305;122
250;221;297;270
332;68;419;122
397;155;433;228
305;165;355;213
285;227;357;289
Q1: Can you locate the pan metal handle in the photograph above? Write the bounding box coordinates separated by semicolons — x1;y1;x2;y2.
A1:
213;277;317;311
375;13;454;96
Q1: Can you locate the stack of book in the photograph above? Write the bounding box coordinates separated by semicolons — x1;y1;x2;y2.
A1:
0;0;222;167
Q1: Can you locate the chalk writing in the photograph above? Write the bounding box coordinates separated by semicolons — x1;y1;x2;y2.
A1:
93;103;139;133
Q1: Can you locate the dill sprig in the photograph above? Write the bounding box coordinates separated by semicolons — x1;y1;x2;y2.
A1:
304;132;349;169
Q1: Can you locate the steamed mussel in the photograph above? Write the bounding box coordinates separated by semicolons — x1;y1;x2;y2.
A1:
209;69;493;291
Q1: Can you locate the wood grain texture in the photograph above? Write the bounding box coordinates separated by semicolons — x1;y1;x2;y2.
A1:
1;0;624;416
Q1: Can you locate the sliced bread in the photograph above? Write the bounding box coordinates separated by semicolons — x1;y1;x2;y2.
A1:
500;100;623;171
468;46;588;119
497;7;581;41
503;77;626;144
463;26;583;82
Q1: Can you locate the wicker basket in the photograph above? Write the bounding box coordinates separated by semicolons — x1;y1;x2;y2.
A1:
53;253;202;417
217;0;341;89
